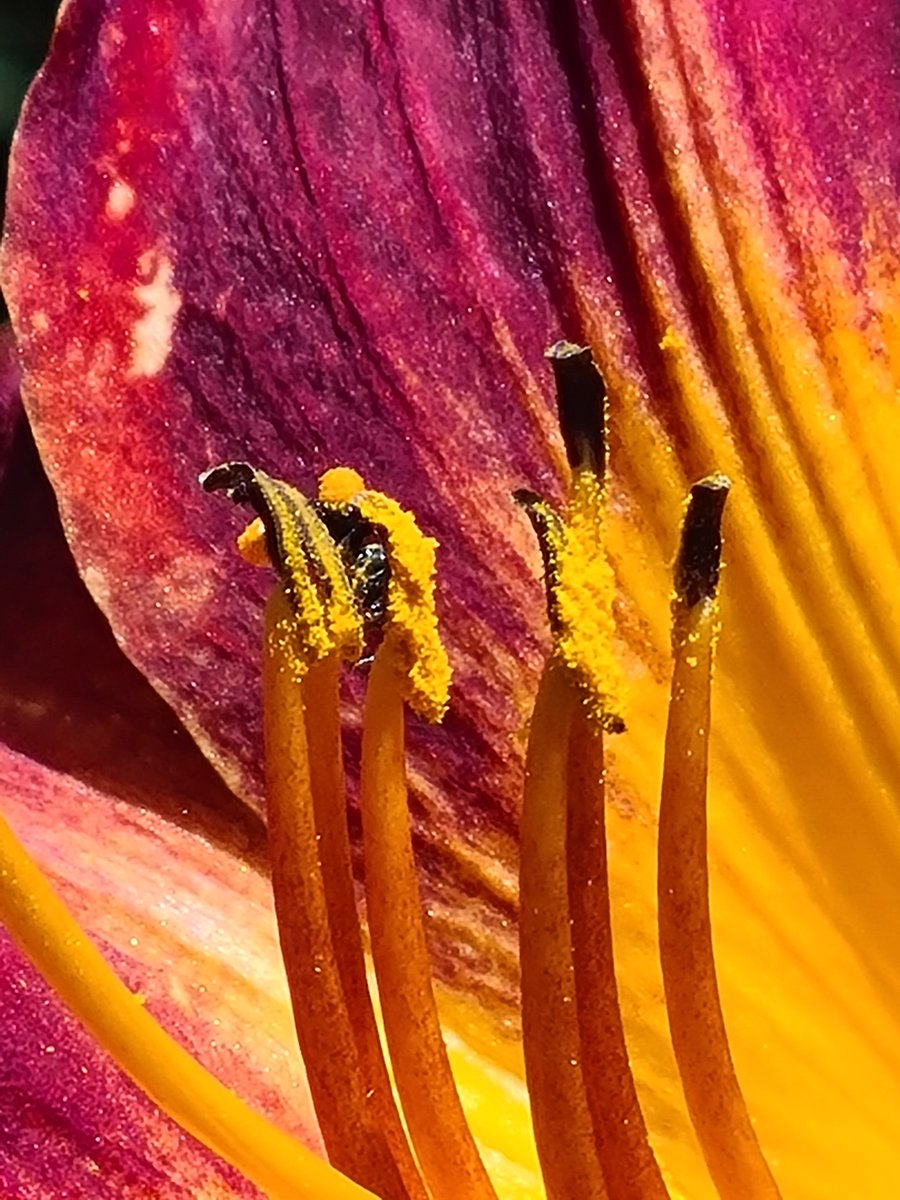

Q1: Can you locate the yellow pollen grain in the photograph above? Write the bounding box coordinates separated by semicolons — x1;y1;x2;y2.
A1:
354;488;451;723
549;468;623;730
660;324;688;355
237;517;271;567
319;466;366;505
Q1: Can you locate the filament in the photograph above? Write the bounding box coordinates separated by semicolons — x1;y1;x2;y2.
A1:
567;704;672;1200
263;589;412;1199
302;652;429;1200
360;639;498;1200
519;657;608;1200
657;480;782;1200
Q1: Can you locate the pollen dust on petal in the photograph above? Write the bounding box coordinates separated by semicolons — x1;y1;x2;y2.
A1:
128;251;181;379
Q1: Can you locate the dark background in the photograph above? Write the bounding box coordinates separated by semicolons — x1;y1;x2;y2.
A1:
1;0;60;319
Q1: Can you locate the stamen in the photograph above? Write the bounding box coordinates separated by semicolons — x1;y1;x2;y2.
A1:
263;590;414;1198
518;341;671;1197
519;659;608;1199
566;704;672;1200
302;652;429;1200
202;462;364;669
208;461;448;1195
658;477;782;1200
327;478;452;723
0;810;377;1200
360;639;498;1200
522;345;624;733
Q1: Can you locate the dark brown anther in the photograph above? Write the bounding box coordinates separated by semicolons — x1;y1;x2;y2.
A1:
675;475;732;608
544;341;607;476
201;459;336;605
201;461;283;568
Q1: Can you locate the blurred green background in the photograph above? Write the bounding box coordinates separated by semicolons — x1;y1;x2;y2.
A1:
2;1;60;319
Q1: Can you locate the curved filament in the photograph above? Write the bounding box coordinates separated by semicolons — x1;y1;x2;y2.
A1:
567;706;672;1200
302;654;428;1200
658;594;782;1200
520;658;608;1200
360;641;498;1200
264;590;413;1199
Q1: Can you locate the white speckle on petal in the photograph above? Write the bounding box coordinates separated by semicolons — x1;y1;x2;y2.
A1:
106;178;136;220
128;252;181;378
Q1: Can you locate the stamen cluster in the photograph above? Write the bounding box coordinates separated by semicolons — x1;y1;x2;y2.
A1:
0;341;783;1200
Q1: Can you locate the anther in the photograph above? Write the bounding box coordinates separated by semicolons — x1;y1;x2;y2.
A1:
202;461;364;670
675;474;731;608
545;341;608;477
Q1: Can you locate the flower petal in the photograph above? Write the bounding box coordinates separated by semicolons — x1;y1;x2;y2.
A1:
0;930;261;1199
4;2;900;1197
0;434;321;1191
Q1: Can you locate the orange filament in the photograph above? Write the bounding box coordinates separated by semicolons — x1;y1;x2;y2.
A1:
566;704;672;1200
263;589;412;1199
360;639;499;1200
658;594;782;1200
301;653;429;1200
519;657;608;1200
0;809;376;1200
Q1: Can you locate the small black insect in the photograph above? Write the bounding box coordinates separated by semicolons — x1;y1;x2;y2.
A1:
315;502;391;629
348;542;391;627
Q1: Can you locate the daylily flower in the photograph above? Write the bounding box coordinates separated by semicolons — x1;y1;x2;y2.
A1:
2;0;900;1196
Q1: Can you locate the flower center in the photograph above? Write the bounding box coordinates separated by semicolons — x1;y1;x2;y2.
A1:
0;342;783;1200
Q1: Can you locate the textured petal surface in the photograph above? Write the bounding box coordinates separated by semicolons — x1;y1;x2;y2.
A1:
4;1;900;1197
0;434;320;1195
0;931;258;1200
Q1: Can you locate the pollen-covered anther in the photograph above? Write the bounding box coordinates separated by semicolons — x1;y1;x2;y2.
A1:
520;343;624;733
319;465;366;505
317;470;452;723
201;461;364;676
517;472;625;735
552;468;625;733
